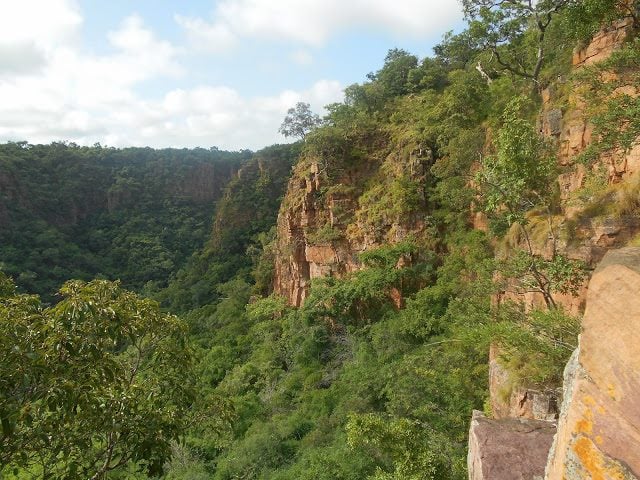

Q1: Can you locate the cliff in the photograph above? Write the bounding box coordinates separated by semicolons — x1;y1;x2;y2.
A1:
273;143;430;306
545;248;640;480
0;143;245;228
470;248;640;480
157;143;300;312
488;17;640;422
469;19;640;480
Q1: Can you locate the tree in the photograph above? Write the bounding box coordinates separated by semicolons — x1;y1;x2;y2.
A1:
374;48;419;97
475;97;587;309
463;0;572;88
278;102;321;140
0;276;195;478
477;96;555;228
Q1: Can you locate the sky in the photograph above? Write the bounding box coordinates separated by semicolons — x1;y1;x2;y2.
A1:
0;0;465;151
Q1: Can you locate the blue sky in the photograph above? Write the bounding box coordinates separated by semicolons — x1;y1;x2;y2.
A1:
0;0;465;150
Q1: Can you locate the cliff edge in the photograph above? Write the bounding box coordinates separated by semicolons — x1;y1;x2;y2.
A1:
545;247;640;480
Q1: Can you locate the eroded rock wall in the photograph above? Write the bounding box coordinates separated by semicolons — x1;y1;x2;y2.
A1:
489;19;640;421
273;148;429;307
470;20;640;479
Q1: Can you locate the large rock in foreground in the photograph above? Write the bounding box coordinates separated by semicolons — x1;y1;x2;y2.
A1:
545;247;640;479
468;410;556;480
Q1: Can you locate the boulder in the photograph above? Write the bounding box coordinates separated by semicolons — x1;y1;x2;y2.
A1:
545;248;640;479
468;410;556;480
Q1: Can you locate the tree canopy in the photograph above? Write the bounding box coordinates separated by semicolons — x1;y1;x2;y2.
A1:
278;102;322;140
0;276;194;478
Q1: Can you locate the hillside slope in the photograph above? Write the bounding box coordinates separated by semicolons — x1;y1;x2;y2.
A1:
0;142;250;299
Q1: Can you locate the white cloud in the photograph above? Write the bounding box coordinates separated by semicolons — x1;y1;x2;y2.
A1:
0;44;45;75
175;14;237;52
177;0;463;51
0;67;343;149
0;0;82;75
100;79;343;149
0;0;82;47
0;1;345;150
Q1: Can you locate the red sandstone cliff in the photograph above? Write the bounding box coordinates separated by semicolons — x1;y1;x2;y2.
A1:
273;147;430;307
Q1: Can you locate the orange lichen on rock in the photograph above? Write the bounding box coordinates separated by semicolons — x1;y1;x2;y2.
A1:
545;248;640;480
573;436;634;480
575;407;594;435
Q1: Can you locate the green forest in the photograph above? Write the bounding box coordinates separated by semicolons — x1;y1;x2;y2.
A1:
0;143;252;300
2;0;640;478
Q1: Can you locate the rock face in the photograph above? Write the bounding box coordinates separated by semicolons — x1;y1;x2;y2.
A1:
542;18;636;177
478;249;640;480
467;410;556;480
273;149;429;307
273;161;361;306
488;19;640;422
572;18;635;68
545;248;640;480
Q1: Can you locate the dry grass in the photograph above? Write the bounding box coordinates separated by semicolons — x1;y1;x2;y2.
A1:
628;232;640;247
576;171;640;219
613;171;640;217
497;211;563;257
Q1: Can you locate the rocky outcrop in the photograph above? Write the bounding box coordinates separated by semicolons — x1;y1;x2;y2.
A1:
273;148;428;307
572;18;635;68
542;17;635;176
545;248;640;480
273;160;361;306
478;248;640;480
467;410;556;480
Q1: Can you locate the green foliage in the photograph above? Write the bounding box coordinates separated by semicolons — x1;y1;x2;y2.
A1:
476;95;556;228
355;174;424;241
407;57;449;93
433;30;484;70
359;241;419;269
463;0;571;86
0;278;194;478
497;249;588;307
346;414;439;480
0;142;250;300
279;102;322;140
563;0;639;41
0;272;16;298
490;305;580;387
373;49;419;97
173;226;493;480
305;223;344;245
248;227;279;296
159;144;300;312
300;262;421;327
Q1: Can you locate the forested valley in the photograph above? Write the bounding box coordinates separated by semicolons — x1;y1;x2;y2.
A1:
2;1;640;479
